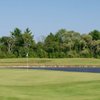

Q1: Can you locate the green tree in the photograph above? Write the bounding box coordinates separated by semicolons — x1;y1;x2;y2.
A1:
22;28;35;57
89;30;100;40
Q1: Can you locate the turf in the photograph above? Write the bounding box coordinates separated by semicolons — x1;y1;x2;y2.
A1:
0;69;100;100
0;58;100;67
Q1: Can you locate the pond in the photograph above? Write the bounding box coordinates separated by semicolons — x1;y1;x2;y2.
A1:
31;67;100;73
1;66;100;73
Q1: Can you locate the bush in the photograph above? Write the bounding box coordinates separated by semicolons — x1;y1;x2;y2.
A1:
66;51;79;58
80;49;91;58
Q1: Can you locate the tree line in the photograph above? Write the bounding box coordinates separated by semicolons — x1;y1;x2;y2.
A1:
0;28;100;58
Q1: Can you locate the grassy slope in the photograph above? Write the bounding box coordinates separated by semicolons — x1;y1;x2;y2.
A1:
0;58;100;67
0;70;100;100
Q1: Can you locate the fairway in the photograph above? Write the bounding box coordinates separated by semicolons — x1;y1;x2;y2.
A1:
0;69;100;100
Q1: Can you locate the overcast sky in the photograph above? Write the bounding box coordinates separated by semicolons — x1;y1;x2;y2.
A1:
0;0;100;41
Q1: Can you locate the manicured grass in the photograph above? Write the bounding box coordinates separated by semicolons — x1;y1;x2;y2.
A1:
0;69;100;100
0;58;100;67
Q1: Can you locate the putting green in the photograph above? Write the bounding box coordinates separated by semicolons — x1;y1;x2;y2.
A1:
0;69;100;100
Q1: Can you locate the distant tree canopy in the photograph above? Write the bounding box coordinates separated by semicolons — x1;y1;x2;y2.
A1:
0;28;100;58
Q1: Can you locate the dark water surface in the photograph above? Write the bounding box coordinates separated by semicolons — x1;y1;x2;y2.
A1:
1;66;100;73
31;67;100;73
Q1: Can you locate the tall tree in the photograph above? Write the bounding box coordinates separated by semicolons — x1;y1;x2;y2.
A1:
10;28;23;57
89;30;100;40
22;28;35;57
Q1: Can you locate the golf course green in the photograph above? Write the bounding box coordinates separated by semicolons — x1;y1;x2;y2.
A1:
0;69;100;100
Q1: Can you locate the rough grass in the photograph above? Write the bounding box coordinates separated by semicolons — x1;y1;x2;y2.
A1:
0;58;100;67
0;69;100;100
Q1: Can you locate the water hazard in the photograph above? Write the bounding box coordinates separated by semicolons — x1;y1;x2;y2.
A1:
31;67;100;73
1;66;100;73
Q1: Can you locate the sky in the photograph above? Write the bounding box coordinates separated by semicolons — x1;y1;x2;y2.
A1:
0;0;100;41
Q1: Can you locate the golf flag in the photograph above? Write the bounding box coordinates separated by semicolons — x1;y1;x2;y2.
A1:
26;53;28;57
